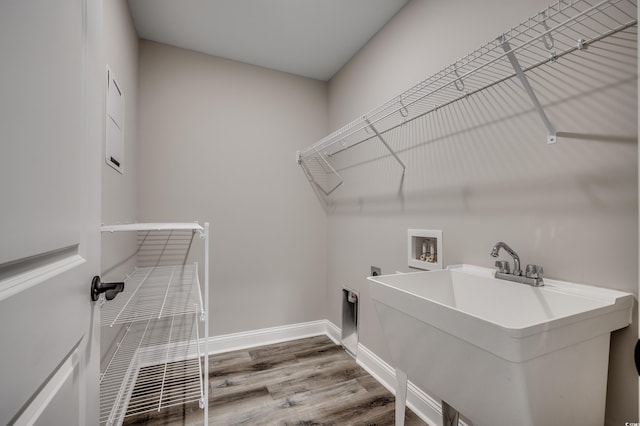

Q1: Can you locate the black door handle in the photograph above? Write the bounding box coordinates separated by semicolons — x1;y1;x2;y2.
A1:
91;276;125;301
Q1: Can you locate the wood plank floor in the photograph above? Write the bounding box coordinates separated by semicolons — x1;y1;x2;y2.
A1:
124;335;428;425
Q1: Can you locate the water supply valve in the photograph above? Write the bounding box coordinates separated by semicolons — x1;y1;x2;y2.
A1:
495;260;510;274
525;264;544;279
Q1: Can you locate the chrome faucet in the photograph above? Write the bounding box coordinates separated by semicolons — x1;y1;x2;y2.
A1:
490;242;544;286
490;242;521;276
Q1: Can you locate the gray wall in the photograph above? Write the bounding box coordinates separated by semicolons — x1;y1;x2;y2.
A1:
101;0;139;279
100;0;139;362
136;41;329;335
326;0;638;423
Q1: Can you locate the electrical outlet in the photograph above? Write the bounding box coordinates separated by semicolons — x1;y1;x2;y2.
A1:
370;266;381;276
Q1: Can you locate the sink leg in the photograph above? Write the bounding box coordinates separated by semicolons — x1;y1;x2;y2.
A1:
442;400;460;426
395;368;408;426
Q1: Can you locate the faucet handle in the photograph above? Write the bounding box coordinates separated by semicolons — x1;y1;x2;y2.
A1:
495;260;510;274
525;264;543;279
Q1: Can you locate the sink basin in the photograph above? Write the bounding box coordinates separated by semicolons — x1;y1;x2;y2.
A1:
368;264;633;426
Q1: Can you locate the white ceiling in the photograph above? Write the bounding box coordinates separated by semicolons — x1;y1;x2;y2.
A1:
127;0;408;81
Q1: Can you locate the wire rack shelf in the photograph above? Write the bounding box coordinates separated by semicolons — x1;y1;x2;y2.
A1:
99;315;203;425
101;222;204;233
101;264;203;327
296;0;637;194
99;222;210;425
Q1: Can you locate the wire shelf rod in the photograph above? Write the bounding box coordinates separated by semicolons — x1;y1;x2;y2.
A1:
100;322;133;385
194;262;205;321
202;222;210;422
157;315;176;411
158;266;176;319
195;309;204;408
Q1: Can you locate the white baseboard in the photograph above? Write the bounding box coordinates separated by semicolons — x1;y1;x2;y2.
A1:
355;343;442;426
324;319;341;345
205;319;463;426
206;320;329;354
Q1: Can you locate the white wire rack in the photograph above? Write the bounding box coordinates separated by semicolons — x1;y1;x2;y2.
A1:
135;230;199;268
99;222;210;426
101;223;205;233
99;315;203;425
101;264;203;327
296;0;637;194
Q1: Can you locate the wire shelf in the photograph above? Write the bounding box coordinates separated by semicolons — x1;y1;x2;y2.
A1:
135;229;200;268
101;222;204;233
101;264;203;327
99;315;203;425
297;0;637;189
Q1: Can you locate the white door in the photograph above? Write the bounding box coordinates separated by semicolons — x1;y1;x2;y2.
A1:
0;0;103;424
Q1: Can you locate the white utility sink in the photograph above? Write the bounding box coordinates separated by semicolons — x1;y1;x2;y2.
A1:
368;264;633;426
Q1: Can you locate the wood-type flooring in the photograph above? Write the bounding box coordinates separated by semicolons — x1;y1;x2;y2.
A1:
124;335;428;425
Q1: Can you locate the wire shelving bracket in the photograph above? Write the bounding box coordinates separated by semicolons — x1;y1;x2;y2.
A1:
499;35;557;144
365;119;406;174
